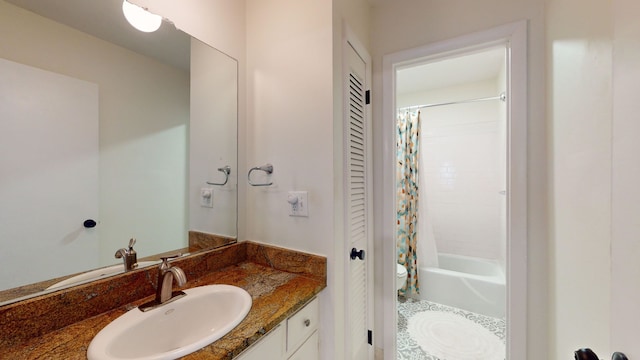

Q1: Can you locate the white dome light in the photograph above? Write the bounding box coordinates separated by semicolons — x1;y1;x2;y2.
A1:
122;1;162;33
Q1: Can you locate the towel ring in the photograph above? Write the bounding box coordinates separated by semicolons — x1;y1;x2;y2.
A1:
207;166;231;186
248;164;273;186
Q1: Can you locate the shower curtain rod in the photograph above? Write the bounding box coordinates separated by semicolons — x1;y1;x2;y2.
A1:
398;92;506;111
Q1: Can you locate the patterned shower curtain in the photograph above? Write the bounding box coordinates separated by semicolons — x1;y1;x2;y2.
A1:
397;110;421;297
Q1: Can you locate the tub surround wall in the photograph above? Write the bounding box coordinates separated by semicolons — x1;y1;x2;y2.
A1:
401;79;504;261
0;241;326;359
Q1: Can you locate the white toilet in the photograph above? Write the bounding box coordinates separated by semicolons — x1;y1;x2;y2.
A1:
396;264;408;290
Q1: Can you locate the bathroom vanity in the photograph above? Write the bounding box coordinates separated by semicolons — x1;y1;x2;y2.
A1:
0;242;326;359
237;298;319;360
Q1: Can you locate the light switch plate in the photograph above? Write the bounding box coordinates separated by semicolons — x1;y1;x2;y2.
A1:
200;188;213;208
288;191;308;217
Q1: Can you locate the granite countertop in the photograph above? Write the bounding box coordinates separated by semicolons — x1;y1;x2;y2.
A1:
0;242;326;360
0;231;236;304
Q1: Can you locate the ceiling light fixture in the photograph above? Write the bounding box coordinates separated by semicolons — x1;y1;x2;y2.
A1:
122;0;162;33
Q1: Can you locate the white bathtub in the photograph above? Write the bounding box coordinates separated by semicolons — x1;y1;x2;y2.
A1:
418;253;506;318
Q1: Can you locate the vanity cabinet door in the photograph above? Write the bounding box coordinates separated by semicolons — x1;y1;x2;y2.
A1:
287;330;318;360
236;297;319;360
236;324;285;360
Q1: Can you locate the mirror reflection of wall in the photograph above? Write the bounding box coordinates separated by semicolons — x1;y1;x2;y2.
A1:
189;39;238;238
0;0;238;298
1;57;103;289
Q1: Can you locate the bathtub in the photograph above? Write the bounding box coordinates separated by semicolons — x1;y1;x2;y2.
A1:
418;253;506;318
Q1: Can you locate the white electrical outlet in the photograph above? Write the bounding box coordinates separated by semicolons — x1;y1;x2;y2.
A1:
288;191;308;217
200;188;213;208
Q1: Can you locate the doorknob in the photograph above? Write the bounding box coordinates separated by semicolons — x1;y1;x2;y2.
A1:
350;248;365;260
83;219;97;228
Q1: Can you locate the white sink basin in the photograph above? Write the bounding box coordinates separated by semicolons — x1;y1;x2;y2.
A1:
46;261;159;290
87;284;252;360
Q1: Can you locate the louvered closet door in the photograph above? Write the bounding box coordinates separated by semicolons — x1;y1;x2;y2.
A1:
345;42;371;360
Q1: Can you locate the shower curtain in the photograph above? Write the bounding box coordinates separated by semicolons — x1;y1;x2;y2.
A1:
397;110;421;296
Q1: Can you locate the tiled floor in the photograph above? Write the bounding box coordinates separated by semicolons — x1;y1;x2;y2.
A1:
397;298;506;360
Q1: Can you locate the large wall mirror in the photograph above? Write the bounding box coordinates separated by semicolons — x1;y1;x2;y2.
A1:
0;0;238;304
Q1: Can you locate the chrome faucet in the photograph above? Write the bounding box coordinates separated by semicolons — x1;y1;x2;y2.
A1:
139;255;187;312
115;238;138;271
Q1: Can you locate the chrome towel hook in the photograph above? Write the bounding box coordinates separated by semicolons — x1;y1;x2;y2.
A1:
248;164;273;186
207;165;231;186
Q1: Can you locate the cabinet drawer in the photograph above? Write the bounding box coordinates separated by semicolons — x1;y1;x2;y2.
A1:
286;297;319;353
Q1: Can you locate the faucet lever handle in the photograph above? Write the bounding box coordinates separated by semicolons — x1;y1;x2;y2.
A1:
159;254;181;269
160;254;180;262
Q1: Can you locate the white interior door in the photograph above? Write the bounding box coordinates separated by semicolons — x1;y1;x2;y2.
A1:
0;58;99;290
344;36;373;360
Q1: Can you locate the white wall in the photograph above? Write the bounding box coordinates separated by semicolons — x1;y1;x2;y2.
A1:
399;80;505;261
245;0;333;254
131;0;245;61
245;1;335;359
244;1;371;359
547;1;640;357
611;0;640;357
370;0;547;358
546;0;612;357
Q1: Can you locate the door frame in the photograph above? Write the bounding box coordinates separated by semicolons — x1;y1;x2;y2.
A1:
381;20;528;359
